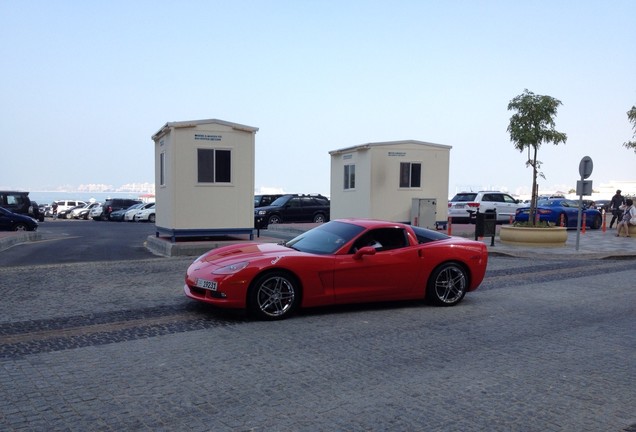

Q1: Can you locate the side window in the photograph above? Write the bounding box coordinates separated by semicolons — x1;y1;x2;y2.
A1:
197;148;231;183
288;197;301;208
351;228;408;253
160;152;166;186
482;194;494;202
503;194;517;203
7;194;25;206
344;164;355;190
399;162;422;188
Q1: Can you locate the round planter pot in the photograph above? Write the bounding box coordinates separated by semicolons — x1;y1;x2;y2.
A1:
500;225;567;247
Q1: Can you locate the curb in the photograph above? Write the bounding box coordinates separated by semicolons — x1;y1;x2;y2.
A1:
0;232;42;252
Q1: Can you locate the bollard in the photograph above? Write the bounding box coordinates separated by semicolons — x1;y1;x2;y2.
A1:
602;211;607;233
447;217;452;236
582;213;586;234
559;213;565;227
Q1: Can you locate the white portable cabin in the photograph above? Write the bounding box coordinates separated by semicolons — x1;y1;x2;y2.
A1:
329;140;451;226
151;119;258;241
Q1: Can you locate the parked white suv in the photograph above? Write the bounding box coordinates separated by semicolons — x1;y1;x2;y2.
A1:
448;191;522;223
52;200;87;214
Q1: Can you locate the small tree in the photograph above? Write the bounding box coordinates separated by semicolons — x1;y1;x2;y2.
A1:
507;89;567;226
623;106;636;151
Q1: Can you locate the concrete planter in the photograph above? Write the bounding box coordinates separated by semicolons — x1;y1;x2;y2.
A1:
500;225;567;247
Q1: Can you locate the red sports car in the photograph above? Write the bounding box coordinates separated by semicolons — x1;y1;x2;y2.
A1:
184;219;488;320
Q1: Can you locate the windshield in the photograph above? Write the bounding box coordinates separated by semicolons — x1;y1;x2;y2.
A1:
285;221;365;255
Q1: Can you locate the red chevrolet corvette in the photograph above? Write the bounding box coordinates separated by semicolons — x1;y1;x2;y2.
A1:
184;219;488;320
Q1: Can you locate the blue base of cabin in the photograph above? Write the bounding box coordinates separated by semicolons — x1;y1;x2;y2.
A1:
156;226;254;242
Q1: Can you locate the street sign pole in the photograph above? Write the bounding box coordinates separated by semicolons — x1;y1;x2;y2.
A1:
576;156;593;251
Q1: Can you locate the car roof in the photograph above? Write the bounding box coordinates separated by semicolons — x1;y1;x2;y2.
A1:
333;218;409;229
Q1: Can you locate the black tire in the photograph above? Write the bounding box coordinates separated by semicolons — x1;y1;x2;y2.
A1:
268;215;282;225
148;214;155;223
66;213;72;219
247;271;300;320
13;223;28;231
313;213;326;223
426;262;468;306
591;214;602;230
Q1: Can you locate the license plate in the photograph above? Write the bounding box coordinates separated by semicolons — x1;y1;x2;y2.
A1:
196;278;217;291
455;204;465;208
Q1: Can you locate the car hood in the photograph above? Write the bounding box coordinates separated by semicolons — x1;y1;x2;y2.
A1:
196;242;296;267
254;204;282;212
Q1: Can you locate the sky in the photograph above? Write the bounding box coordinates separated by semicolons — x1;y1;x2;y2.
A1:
1;0;634;199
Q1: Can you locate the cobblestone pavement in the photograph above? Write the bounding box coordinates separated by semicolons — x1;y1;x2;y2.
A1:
1;254;635;431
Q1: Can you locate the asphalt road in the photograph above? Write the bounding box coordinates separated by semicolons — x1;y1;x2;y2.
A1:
0;218;158;266
0;222;635;431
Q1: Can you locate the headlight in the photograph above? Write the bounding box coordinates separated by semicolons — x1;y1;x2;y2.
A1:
213;261;249;275
256;210;267;215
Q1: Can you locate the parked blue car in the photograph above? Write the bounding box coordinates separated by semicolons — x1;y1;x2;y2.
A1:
0;207;39;231
514;198;603;229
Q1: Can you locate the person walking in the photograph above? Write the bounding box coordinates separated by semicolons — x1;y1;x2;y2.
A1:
609;190;625;229
616;199;636;237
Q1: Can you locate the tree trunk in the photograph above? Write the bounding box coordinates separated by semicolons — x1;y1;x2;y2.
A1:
530;146;539;226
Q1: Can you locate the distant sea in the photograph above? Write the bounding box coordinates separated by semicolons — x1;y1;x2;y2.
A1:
27;191;150;205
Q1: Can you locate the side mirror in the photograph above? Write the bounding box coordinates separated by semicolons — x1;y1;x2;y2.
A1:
354;246;377;260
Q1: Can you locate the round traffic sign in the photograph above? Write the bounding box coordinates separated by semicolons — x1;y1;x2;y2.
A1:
579;156;593;179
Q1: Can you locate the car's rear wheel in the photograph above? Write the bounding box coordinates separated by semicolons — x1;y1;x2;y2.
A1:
268;215;282;224
426;262;468;306
13;223;28;231
313;213;326;223
248;271;300;320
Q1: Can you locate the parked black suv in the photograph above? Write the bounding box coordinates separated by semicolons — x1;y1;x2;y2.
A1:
98;198;142;221
255;194;330;228
0;191;44;221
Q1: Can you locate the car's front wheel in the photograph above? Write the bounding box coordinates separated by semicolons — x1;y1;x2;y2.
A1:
426;262;468;306
13;223;28;231
247;271;300;320
268;215;282;225
148;214;155;223
313;213;326;223
591;214;602;229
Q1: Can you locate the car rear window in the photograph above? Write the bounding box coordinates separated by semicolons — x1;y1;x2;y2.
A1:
411;226;450;243
451;193;477;202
